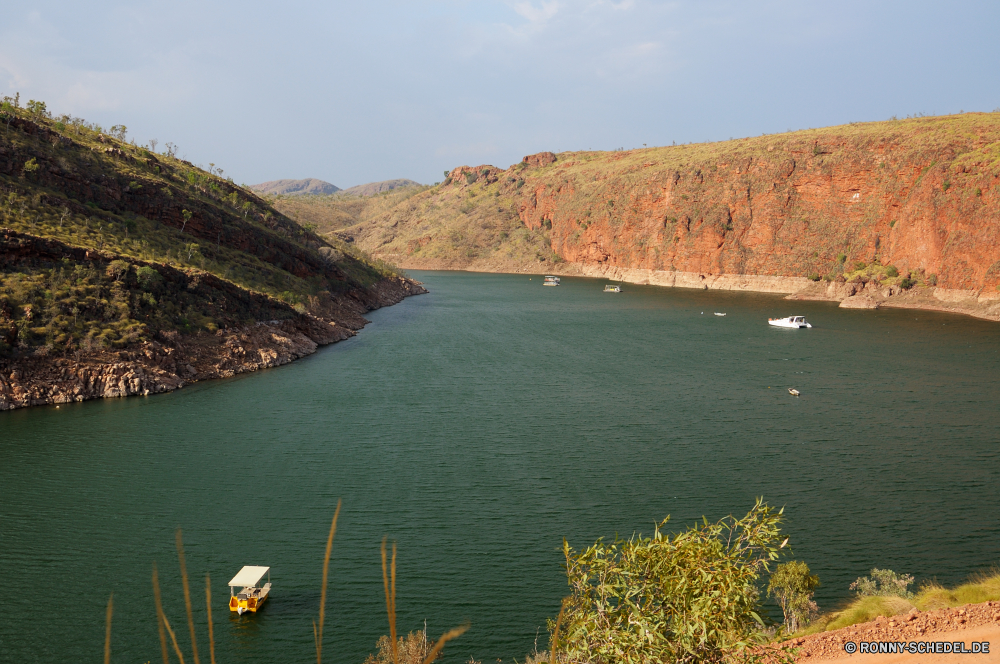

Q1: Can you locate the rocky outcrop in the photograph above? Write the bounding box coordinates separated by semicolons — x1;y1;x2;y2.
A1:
0;275;426;411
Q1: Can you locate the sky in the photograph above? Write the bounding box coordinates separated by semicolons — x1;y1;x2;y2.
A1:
2;1;998;188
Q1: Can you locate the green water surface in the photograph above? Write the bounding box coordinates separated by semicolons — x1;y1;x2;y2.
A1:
2;270;999;662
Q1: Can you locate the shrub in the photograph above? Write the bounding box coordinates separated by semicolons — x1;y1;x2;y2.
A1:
900;277;916;290
464;172;476;185
107;260;130;282
556;499;792;664
807;273;820;281
768;561;820;634
849;568;915;599
135;266;162;290
942;181;951;192
837;253;846;263
853;261;867;271
928;273;938;286
885;266;899;277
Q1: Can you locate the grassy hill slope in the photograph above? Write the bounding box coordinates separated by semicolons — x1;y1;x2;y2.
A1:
249;178;340;195
0;98;415;359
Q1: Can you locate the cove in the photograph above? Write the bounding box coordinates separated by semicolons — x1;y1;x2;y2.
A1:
2;270;999;662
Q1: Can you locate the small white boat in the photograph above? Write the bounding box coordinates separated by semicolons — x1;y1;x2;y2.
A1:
543;276;560;286
788;388;800;396
714;312;726;316
768;315;812;328
604;285;621;293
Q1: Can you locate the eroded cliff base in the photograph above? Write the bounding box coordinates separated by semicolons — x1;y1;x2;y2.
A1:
0;276;426;411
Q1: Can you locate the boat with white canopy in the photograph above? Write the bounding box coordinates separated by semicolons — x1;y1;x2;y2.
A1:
228;566;271;615
768;315;812;328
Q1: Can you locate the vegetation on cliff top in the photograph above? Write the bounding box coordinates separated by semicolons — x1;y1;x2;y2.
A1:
0;95;401;356
312;112;1000;290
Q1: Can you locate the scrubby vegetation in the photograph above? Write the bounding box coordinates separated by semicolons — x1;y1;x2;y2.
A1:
554;500;794;664
0;95;403;357
790;569;1000;638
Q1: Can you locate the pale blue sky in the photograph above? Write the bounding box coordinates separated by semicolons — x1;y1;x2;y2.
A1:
2;1;998;187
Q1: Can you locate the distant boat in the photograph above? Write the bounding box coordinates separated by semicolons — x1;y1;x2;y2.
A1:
603;284;621;293
714;312;726;316
788;388;800;396
768;316;812;328
543;276;560;286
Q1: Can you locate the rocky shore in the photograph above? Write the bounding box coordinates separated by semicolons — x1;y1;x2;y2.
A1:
0;276;426;411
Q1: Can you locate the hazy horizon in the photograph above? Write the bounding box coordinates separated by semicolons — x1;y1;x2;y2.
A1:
3;1;998;188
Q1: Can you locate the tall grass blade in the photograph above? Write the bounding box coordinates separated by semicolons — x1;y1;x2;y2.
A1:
421;624;470;664
104;593;114;664
205;574;216;664
316;500;342;664
381;538;399;664
152;563;169;664
549;599;566;664
162;613;188;664
175;529;201;664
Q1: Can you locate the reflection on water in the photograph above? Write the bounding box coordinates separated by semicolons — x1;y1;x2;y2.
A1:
2;270;999;662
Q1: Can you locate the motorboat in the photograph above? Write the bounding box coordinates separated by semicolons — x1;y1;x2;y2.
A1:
788;388;800;396
714;312;726;316
603;285;621;292
768;316;812;328
543;276;560;286
229;566;271;615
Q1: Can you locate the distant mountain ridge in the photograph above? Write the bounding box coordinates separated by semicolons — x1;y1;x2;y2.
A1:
250;178;341;196
338;179;422;197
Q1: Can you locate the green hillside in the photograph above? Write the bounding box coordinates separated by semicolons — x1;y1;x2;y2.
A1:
0;97;401;355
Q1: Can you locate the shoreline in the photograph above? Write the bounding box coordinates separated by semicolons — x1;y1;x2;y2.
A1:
0;276;426;412
392;257;1000;323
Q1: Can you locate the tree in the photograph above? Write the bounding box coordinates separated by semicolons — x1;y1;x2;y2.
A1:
109;125;128;141
850;569;915;599
106;260;130;282
135;266;162;290
148;138;158;153
181;209;192;233
25;99;47;119
768;561;820;634
557;499;793;664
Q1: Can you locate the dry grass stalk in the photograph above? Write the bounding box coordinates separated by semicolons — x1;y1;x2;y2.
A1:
205;574;216;664
175;529;201;664
422;625;470;664
152;563;170;664
364;631;432;664
314;500;342;664
104;593;113;664
381;538;399;664
549;599;565;664
162;613;188;664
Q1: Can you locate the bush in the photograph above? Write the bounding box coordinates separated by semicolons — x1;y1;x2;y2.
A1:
885;266;899;278
135;266;162;290
464;172;476;185
556;499;792;664
850;568;915;599
807;273;820;281
853;261;867;271
900;277;916;290
928;273;938;286
769;561;820;634
837;253;846;263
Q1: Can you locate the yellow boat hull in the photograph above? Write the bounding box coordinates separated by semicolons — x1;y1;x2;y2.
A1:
229;593;268;613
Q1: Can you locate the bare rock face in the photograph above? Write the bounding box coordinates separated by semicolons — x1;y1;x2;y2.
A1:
522;152;557;168
839;293;882;309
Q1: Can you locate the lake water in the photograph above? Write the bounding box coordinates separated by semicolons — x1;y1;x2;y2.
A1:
2;270;999;663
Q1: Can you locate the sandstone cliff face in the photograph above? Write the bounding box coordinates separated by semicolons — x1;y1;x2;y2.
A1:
352;114;1000;302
